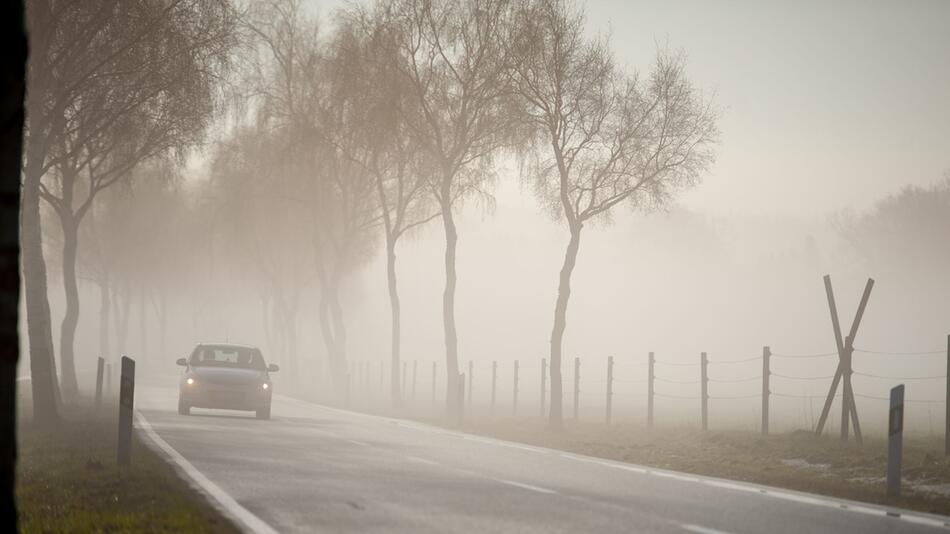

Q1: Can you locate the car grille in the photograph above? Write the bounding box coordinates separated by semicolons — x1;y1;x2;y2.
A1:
210;390;246;404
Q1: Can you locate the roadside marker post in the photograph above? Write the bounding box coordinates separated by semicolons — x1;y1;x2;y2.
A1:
887;384;905;498
95;356;105;412
573;357;580;420
117;356;135;466
762;346;771;435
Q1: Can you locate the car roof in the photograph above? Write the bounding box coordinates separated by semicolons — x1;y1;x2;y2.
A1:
195;342;261;351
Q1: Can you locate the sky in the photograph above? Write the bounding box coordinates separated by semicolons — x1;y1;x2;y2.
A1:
311;0;950;218
582;0;950;217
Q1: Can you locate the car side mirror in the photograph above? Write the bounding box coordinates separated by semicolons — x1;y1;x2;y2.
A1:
267;363;280;372
176;358;187;366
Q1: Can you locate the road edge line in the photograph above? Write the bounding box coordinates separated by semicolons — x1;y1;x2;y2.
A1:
278;394;950;527
134;411;279;534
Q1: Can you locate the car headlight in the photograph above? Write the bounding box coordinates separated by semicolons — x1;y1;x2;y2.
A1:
186;377;195;385
262;383;269;390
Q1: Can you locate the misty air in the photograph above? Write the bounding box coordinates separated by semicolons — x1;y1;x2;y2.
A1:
1;1;950;533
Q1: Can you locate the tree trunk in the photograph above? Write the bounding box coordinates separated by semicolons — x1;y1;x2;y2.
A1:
58;220;80;397
386;236;401;406
1;6;25;526
98;274;111;360
284;301;298;391
22;156;59;426
440;196;460;415
549;223;583;430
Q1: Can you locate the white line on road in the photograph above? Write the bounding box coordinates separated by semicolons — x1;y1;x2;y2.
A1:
347;439;368;446
681;524;735;534
495;479;557;495
405;456;440;466
135;412;279;534
277;394;950;530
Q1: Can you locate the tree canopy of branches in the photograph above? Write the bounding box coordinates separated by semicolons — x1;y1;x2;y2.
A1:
25;0;236;407
385;0;523;413
512;0;718;427
332;9;439;404
241;0;381;393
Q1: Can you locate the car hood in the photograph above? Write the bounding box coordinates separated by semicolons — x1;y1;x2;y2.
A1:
189;367;266;386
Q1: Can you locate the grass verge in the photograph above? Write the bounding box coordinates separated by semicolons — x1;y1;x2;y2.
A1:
16;401;237;533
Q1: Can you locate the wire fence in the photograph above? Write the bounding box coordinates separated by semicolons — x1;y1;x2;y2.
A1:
347;339;949;445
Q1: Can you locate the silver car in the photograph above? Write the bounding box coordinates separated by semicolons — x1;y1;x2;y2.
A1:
176;343;279;419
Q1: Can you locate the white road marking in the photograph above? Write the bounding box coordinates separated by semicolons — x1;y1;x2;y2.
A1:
652;471;699;483
347;439;368;446
275;394;950;529
681;524;735;534
406;456;440;466
135;412;279;534
495;479;557;494
463;435;548;453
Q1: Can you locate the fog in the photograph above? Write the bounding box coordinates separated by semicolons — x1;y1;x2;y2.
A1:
19;0;950;439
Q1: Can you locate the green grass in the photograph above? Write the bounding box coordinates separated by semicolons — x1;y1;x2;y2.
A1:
16;402;237;533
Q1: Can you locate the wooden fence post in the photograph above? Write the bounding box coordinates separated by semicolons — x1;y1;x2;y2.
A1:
573;357;580;420
95;356;105;412
606;356;614;425
513;360;519;416
402;361;407;400
762;346;771;435
491;360;498;412
540;358;547;417
648;352;655;428
117;356;135;466
701;352;708;431
458;373;465;425
105;362;112;396
345;373;351;408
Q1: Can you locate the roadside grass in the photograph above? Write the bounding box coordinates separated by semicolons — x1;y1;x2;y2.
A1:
16;399;237;533
376;407;950;517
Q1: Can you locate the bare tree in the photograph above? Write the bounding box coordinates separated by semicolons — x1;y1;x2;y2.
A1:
0;0;26;526
387;0;522;413
210;125;314;388
333;11;439;405
513;0;718;428
243;0;380;393
25;0;235;399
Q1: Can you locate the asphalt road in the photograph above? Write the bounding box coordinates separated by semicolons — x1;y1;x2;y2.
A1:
135;386;950;534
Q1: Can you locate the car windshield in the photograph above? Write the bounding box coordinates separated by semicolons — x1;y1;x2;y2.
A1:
190;346;265;370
